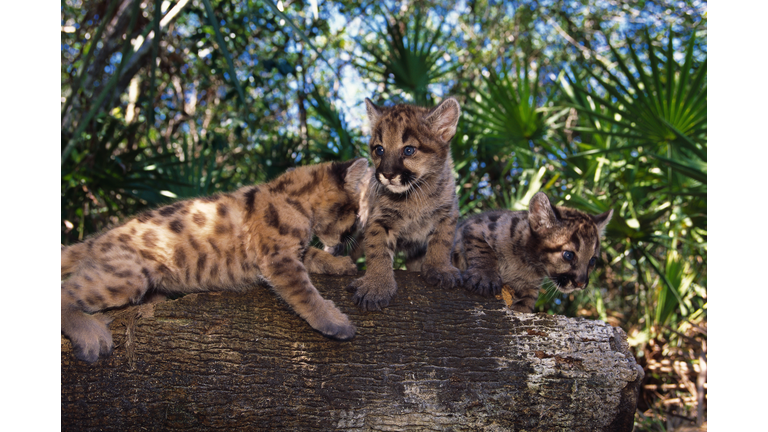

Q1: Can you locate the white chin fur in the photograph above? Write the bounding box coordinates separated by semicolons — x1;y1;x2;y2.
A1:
386;184;411;194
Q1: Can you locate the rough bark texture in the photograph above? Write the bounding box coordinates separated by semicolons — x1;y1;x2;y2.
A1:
61;271;642;431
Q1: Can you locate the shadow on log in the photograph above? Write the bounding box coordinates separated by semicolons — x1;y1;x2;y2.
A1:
61;271;643;431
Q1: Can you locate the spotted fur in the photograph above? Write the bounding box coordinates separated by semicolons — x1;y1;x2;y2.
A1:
61;159;369;362
346;97;463;311
452;192;613;313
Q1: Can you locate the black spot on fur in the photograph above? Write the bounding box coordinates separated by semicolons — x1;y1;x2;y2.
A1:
244;186;260;215
196;253;207;282
208;238;221;256
265;203;280;228
140;249;157;261
137;211;154;223
173;248;186;267
189;237;200;251
100;242;114;253
488;222;497;232
115;270;133;278
209;263;219;280
509;217;521;239
214;223;229;234
169;219;184;234
159;202;183;217
192;212;207;227
260;243;270;256
117;233;131;243
488;214;500;223
216;203;228;217
102;263;116;273
142;230;158;248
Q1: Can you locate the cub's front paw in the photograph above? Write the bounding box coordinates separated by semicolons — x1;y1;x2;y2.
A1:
462;267;503;296
308;299;356;341
421;264;462;290
346;274;397;311
70;313;115;363
333;256;359;276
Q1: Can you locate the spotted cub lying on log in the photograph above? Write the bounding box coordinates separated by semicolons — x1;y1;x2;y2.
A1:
452;192;612;313
61;159;368;362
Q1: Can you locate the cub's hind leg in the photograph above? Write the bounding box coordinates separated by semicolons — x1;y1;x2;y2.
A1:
61;258;152;362
262;254;355;340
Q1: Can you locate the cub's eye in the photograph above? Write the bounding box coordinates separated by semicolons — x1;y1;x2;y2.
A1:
374;145;385;156
562;251;575;261
589;257;597;266
403;146;416;156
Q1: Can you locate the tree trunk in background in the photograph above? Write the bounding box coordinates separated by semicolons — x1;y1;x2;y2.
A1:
61;271;643;431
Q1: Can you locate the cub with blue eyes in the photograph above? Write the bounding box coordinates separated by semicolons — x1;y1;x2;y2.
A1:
451;192;612;313
346;97;463;311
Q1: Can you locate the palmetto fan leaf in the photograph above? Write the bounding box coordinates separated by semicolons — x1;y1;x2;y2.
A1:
355;6;456;105
463;57;550;165
566;28;706;185
572;31;707;155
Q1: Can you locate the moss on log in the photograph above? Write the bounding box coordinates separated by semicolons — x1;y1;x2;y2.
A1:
61;271;642;431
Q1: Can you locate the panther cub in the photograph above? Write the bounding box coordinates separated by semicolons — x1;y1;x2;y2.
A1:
452;192;612;313
61;159;368;362
347;97;462;311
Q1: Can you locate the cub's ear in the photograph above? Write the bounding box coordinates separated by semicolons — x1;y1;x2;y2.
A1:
365;98;383;125
425;97;461;142
342;158;370;194
528;192;559;233
591;209;613;235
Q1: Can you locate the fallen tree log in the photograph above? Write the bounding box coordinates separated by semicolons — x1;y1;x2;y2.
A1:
61;271;643;431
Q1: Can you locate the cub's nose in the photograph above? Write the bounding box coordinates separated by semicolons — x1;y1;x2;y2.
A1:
379;172;396;181
573;274;589;289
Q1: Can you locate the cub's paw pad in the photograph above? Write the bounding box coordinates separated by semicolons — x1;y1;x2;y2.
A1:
422;264;462;290
346;276;396;311
462;268;503;296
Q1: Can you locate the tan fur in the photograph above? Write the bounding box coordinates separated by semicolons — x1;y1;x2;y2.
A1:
452;192;612;313
61;159;369;362
346;97;462;310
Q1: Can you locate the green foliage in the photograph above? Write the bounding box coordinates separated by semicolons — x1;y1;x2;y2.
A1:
355;5;456;105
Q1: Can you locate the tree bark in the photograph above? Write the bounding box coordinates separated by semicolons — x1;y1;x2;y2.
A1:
61;271;642;431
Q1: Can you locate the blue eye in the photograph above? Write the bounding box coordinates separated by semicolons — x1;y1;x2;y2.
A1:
589;257;597;266
374;145;384;156
562;251;575;261
403;146;416;156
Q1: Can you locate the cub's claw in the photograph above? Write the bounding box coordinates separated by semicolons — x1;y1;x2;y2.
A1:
462;267;503;296
346;275;396;311
422;264;462;290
